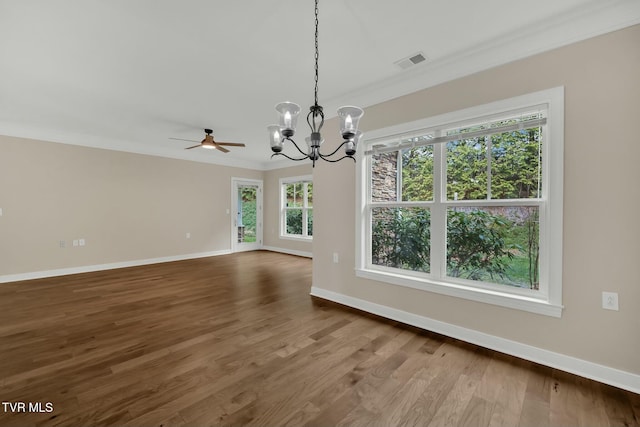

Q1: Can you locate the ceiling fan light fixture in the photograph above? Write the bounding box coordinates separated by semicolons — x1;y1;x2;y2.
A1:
268;0;363;167
170;128;245;153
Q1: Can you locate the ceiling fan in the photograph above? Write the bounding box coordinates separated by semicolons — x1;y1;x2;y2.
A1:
170;128;245;153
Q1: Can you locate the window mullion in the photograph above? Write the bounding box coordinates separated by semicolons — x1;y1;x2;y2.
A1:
397;150;403;202
431;134;445;278
487;134;492;200
364;156;372;268
281;183;286;236
302;182;308;236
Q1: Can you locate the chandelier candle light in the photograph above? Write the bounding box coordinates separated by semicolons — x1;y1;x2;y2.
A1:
268;0;364;167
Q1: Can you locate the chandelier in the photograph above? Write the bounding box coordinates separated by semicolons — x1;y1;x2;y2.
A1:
268;0;364;167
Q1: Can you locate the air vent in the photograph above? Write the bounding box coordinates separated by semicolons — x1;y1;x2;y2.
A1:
394;52;427;70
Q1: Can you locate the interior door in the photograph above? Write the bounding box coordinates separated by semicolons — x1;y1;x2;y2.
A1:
231;178;263;252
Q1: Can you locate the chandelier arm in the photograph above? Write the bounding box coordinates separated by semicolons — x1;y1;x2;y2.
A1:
284;137;310;157
316;154;356;163
318;140;350;158
317;109;324;132
306;110;314;132
306;108;325;133
271;152;309;162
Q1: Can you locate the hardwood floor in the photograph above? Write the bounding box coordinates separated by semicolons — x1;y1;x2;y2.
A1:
0;251;638;426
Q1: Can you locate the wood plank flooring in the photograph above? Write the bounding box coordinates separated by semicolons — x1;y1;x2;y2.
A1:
0;251;638;426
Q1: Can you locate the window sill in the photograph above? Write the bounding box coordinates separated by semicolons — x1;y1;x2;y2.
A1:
279;235;313;242
355;268;563;318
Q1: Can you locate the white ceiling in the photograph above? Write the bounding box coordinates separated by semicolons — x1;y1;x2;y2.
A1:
1;0;639;170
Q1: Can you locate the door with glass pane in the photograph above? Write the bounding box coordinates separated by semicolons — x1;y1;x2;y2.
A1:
231;178;263;252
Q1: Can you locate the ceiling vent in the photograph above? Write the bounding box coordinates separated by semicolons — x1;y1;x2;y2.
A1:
394;52;427;70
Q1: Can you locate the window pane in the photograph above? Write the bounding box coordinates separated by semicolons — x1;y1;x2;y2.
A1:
446;206;539;289
307;183;313;207
491;126;542;199
286;209;303;235
286;183;304;207
371;152;398;202
402;145;433;201
446;137;488;200
307;208;313;236
372;207;430;272
238;186;257;243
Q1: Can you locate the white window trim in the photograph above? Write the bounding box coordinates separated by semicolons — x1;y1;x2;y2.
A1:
355;87;564;317
280;175;313;241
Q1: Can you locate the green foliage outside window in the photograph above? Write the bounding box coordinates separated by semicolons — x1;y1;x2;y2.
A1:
402;146;434;201
240;187;257;243
286;208;313;236
284;181;313;237
446;209;513;280
371;125;542;289
372;208;430;272
446;128;542;200
372;209;513;279
372;208;539;289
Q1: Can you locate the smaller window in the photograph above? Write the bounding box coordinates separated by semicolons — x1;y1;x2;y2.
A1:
280;175;313;240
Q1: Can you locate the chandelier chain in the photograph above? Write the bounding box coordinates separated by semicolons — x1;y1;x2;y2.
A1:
314;0;319;107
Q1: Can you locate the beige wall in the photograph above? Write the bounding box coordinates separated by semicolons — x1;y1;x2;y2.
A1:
0;135;313;277
313;25;640;375
0;136;262;276
263;164;313;255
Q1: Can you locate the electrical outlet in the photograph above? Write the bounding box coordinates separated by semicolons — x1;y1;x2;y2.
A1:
186;232;191;239
79;238;85;246
333;252;339;263
602;292;619;311
59;240;66;248
73;239;79;247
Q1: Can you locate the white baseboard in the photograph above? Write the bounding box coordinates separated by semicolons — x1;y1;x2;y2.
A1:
262;246;312;258
0;250;232;284
310;286;640;395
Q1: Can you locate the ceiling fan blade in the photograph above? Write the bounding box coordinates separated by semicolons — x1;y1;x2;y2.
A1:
170;137;199;143
215;142;246;147
215;145;230;153
185;144;201;150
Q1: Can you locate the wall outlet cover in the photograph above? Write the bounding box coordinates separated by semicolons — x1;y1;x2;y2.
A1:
602;291;619;311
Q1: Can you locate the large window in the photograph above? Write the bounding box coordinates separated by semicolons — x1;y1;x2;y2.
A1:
280;176;313;240
356;88;564;317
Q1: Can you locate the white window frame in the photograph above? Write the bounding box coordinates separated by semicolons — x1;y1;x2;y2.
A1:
280;175;313;241
355;87;564;317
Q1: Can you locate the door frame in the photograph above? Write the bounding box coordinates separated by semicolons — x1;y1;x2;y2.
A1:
231;178;263;253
